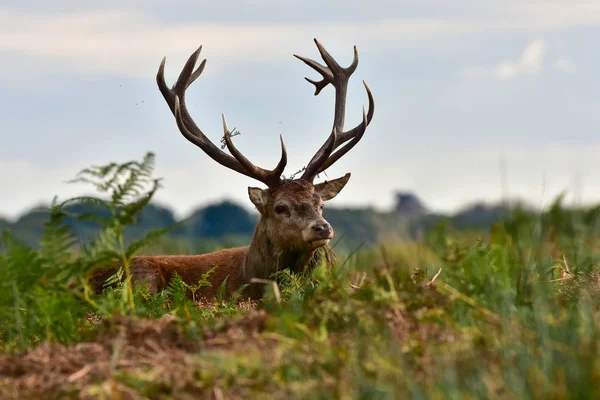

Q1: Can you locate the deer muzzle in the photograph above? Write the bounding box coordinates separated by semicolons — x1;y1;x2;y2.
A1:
304;222;334;248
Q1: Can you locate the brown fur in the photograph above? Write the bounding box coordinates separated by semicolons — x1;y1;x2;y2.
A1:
92;177;346;301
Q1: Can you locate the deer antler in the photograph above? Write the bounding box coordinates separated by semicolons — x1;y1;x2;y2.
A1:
157;46;287;189
294;39;375;182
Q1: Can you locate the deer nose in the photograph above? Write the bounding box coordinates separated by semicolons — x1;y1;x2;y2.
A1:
312;223;332;238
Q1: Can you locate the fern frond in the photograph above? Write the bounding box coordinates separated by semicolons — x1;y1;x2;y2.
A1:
118;179;161;226
216;276;229;304
167;273;188;306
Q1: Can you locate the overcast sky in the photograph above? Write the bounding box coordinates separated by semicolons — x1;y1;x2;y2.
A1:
1;1;599;219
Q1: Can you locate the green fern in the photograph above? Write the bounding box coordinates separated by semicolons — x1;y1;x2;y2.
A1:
61;152;169;310
0;152;181;350
273;268;307;300
180;266;216;304
215;276;228;304
167;273;188;306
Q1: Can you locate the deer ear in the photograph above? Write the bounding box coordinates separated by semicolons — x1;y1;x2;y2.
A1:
248;187;270;214
314;173;351;201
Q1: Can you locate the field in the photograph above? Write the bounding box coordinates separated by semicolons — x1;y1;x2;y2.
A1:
1;154;600;399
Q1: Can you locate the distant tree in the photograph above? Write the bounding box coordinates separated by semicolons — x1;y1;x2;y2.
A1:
6;202;182;248
450;203;509;231
186;201;257;239
394;192;428;218
324;207;386;251
124;203;183;240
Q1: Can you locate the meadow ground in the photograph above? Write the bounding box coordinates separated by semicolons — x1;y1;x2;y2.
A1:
1;154;600;399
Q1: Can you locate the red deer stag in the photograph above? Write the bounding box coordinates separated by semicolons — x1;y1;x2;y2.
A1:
94;39;374;300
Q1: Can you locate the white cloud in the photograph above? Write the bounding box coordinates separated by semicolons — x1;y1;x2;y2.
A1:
405;141;600;213
0;160;82;219
0;9;478;81
0;2;599;82
461;40;546;80
461;39;581;80
553;57;577;74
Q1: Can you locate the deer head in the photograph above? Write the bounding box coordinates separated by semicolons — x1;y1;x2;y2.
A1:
156;39;374;252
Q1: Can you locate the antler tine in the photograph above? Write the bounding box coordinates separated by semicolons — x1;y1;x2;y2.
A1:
331;80;375;148
158;46;286;188
316;108;368;174
157;46;204;111
315;39;359;77
297;39;374;182
273;135;288;178
222;114;288;188
293;54;333;96
174;46;205;92
300;127;337;181
170;96;249;178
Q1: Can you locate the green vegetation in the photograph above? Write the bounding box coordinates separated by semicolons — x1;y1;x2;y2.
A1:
1;153;600;399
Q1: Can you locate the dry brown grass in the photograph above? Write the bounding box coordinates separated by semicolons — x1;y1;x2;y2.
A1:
0;310;268;399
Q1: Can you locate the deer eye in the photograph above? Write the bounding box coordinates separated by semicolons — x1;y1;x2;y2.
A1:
275;205;289;215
